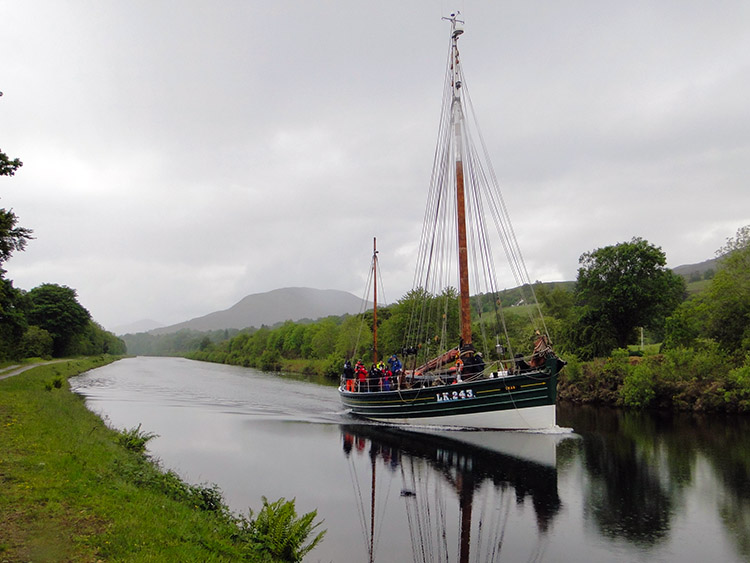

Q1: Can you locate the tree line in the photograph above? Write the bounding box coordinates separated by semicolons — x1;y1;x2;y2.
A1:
188;237;689;374
1;148;125;360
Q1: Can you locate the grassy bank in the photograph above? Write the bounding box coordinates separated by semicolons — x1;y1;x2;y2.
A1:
0;356;322;562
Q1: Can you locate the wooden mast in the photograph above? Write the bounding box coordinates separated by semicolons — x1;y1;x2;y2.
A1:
448;13;472;347
372;237;378;365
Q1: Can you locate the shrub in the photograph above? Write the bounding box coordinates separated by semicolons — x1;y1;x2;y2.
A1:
322;353;343;379
621;361;656;408
245;496;326;562
258;349;281;371
562;354;582;384
20;326;54;358
116;423;158;453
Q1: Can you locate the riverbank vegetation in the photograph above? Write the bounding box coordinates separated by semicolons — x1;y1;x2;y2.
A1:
0;357;325;561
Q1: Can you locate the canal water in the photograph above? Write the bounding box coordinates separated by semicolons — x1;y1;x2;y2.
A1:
70;356;750;562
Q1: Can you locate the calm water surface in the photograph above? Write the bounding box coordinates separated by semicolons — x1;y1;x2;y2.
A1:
71;357;750;562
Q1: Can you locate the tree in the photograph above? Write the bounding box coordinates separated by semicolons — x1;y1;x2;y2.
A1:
574;237;685;353
26;283;91;356
0;149;23;177
0;147;31;360
663;225;750;355
705;225;750;353
19;325;54;358
0;208;33;264
0;277;27;359
0;148;29;263
716;225;750;257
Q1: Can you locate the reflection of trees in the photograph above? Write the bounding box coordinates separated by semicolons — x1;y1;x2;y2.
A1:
687;414;750;560
559;403;750;557
582;431;671;544
559;404;672;545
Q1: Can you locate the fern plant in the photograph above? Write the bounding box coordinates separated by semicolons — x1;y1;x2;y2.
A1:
115;423;158;453
246;496;326;562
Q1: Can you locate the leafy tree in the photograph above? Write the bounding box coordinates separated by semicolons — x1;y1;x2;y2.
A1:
0;148;31;263
663;225;750;355
0;149;23;177
535;282;575;322
26;283;91;356
335;314;371;360
308;318;338;359
67;320;127;356
716;225;750;257
0;277;27;359
19;325;54;358
705;226;750;353
0;208;33;264
661;293;709;350
0;148;31;360
574;237;685;354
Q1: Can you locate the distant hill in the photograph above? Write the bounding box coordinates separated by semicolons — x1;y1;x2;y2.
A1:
145;287;369;335
672;258;718;278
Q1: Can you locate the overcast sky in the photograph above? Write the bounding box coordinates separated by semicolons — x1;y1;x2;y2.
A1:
2;1;749;332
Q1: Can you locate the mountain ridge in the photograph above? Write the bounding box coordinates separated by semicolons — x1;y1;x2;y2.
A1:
131;287;369;336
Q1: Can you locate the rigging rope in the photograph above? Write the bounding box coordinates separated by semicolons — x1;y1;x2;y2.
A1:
404;22;553;371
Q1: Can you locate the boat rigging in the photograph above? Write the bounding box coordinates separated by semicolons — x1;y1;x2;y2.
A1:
339;13;565;430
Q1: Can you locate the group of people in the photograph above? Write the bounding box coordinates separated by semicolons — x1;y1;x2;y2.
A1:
343;354;403;393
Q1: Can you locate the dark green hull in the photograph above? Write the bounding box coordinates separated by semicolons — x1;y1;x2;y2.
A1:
339;365;558;430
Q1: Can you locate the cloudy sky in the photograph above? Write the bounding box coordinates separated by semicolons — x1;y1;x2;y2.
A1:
2;1;749;332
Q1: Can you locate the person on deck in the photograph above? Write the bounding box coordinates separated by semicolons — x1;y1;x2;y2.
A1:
369;363;382;392
355;360;368;392
343;360;355;392
388;354;402;375
382;368;392;391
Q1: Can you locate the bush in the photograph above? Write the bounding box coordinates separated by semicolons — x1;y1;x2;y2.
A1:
44;376;64;391
621;361;656;408
562;354;582;384
322;353;343;379
20;326;53;358
258;349;281;371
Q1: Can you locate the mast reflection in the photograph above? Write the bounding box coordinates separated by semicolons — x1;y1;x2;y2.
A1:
341;424;563;562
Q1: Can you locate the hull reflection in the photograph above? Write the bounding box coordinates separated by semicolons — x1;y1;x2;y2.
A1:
341;424;568;562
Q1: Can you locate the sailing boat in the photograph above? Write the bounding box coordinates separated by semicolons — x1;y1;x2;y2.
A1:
339;14;565;430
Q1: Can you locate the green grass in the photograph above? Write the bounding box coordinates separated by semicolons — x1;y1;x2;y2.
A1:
627;343;661;356
0;356;321;561
686;278;711;295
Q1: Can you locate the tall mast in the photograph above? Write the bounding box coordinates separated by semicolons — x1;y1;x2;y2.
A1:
445;13;472;347
372;237;378;365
